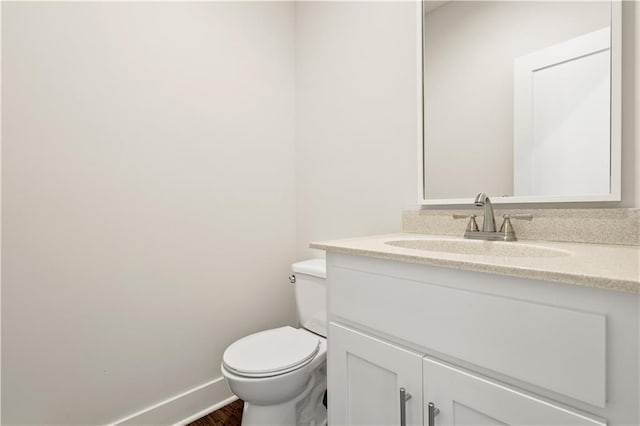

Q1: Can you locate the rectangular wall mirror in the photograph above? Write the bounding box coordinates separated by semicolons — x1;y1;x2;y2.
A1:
419;0;621;205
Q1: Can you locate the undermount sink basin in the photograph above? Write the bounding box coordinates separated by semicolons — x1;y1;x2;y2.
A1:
384;239;571;258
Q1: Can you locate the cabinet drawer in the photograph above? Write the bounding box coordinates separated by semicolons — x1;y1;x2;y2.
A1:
329;265;606;407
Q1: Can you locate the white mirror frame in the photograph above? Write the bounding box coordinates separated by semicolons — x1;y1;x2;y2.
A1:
417;0;622;206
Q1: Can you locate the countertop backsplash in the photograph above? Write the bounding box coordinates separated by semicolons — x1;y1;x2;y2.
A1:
403;208;640;246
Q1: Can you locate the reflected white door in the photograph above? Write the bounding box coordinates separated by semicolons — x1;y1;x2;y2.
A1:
514;27;611;197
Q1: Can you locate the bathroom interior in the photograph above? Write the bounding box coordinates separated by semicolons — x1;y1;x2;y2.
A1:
1;1;639;425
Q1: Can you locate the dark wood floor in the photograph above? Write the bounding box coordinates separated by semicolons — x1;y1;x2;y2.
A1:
187;399;243;426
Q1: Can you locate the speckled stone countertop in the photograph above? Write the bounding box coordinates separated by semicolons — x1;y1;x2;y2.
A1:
310;233;640;294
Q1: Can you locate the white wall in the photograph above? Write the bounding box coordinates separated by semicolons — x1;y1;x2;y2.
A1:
295;1;419;260
1;2;297;424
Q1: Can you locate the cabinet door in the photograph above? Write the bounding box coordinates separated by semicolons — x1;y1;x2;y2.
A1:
328;322;424;426
423;357;605;426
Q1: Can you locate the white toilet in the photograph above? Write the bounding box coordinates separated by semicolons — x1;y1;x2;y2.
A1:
221;259;327;426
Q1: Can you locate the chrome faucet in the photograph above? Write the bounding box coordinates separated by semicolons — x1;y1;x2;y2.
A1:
452;193;533;241
474;192;496;232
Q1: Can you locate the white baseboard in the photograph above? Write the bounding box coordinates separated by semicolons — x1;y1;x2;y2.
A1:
108;376;236;426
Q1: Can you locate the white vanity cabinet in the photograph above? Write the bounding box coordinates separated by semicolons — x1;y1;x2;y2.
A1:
326;253;639;426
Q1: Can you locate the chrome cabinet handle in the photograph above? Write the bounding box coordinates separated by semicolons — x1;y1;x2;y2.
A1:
399;388;412;426
428;402;440;426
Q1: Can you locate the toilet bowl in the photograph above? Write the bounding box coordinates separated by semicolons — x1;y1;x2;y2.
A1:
222;328;327;425
220;260;327;426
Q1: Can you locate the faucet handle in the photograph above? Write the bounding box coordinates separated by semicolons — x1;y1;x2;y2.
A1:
453;214;479;232
502;213;533;221
499;213;533;235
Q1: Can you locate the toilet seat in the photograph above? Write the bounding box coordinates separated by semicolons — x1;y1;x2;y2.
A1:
222;326;320;378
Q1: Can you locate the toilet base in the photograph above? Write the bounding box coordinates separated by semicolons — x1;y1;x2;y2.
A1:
241;367;327;426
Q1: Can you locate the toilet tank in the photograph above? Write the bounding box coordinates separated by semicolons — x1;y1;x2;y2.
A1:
291;259;327;337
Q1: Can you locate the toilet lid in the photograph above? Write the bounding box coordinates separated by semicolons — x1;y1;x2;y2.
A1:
222;326;320;378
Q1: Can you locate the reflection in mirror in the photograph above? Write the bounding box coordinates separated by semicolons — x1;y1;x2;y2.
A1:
422;1;616;202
